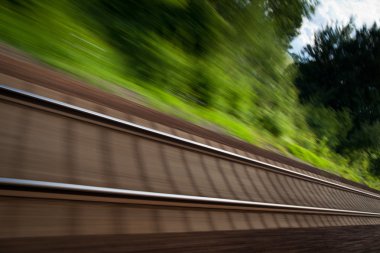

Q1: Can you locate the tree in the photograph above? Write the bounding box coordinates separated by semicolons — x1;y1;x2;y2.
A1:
295;21;380;164
296;22;380;127
84;0;316;109
265;0;318;46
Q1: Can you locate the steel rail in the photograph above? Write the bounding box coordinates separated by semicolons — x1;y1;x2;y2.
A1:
1;84;379;200
0;177;379;217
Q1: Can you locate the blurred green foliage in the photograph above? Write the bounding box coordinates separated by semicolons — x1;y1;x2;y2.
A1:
0;0;379;189
305;106;352;148
296;21;380;181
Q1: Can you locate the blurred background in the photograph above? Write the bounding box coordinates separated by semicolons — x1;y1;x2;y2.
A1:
0;0;379;189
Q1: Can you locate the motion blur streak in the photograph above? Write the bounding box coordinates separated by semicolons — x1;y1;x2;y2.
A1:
1;0;380;252
1;80;380;252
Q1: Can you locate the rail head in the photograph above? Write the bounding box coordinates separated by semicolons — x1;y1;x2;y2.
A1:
1;177;380;217
1;84;379;200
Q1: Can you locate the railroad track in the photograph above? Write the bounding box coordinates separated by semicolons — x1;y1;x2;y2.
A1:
1;84;380;252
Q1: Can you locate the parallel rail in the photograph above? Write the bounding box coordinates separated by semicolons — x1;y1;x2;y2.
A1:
1;84;379;201
1;177;380;217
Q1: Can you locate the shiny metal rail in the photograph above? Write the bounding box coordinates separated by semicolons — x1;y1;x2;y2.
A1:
1;177;380;217
0;84;379;200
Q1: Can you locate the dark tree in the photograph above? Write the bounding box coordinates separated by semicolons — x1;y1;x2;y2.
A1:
296;22;380;127
295;21;380;169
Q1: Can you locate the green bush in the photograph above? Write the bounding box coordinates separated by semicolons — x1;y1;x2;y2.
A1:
370;157;380;176
348;122;380;152
306;106;352;149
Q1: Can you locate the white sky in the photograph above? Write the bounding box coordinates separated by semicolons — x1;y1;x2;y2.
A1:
290;0;380;53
